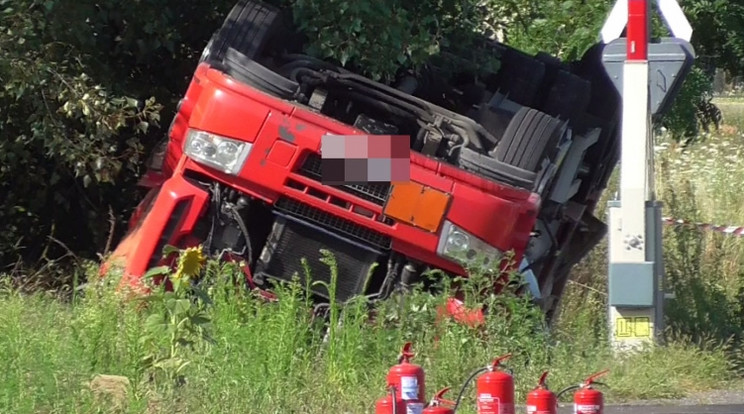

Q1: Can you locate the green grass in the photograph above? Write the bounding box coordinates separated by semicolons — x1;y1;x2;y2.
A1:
2;99;744;413
0;259;736;414
558;96;744;376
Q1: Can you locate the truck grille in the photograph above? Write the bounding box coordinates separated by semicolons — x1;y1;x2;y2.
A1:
298;153;391;206
275;197;391;250
254;216;380;302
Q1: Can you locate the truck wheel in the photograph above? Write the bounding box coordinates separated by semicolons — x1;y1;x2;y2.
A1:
456;107;565;190
492;106;566;172
200;0;281;65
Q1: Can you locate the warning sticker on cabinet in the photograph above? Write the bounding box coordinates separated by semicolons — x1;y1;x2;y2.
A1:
614;316;651;339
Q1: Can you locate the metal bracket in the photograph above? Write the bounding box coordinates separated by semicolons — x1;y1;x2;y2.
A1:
601;37;695;117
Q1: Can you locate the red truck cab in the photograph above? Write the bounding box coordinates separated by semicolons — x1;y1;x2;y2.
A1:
105;1;621;323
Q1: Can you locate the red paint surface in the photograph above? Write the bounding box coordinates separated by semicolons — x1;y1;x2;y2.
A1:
627;0;649;60
106;61;542;303
574;387;604;414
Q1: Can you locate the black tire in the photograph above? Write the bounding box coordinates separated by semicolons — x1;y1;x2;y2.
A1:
200;0;281;65
457;147;537;190
223;47;300;98
456;107;565;190
535;51;568;71
492;107;566;172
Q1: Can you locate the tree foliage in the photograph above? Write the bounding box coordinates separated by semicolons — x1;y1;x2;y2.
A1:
505;0;612;61
0;0;235;268
290;0;525;81
1;0;743;274
1;1;154;267
682;0;744;75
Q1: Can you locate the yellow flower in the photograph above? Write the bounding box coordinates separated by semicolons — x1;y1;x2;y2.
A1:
173;245;206;282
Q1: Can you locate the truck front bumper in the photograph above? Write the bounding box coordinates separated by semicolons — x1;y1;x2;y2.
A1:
102;173;210;289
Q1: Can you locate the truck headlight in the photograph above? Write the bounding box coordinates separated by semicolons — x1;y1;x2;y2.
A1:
184;129;252;175
437;220;503;271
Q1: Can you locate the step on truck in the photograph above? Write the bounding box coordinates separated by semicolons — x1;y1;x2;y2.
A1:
105;0;622;323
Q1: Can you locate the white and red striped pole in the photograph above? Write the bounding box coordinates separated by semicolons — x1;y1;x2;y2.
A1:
619;0;653;224
607;0;663;354
601;0;694;354
662;217;744;236
627;0;649;61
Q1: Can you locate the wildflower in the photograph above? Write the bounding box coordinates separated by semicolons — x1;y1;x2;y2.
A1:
173;245;206;283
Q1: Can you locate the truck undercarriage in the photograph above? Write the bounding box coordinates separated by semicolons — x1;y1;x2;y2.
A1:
105;0;622;324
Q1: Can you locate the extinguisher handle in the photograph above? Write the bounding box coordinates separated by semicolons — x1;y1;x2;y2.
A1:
399;342;415;362
583;369;610;386
538;370;549;387
491;353;513;368
431;387;456;407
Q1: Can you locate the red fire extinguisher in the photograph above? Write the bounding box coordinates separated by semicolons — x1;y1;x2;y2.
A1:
447;353;514;414
380;342;426;414
375;384;402;414
475;354;515;414
526;371;557;414
422;387;456;414
556;370;609;414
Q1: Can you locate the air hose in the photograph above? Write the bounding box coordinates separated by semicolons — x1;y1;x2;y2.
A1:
452;366;488;412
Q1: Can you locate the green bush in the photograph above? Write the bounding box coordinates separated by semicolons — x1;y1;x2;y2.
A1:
0;0;234;269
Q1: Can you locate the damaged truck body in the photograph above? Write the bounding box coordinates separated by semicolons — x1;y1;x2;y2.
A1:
106;0;623;323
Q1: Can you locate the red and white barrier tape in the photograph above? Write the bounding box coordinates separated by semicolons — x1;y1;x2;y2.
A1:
662;217;744;236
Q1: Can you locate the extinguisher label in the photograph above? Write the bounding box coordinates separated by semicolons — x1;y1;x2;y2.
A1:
526;406;550;414
477;393;510;414
406;402;424;414
401;376;418;400
574;404;600;414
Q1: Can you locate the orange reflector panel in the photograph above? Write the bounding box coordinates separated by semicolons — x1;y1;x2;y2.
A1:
383;182;451;233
